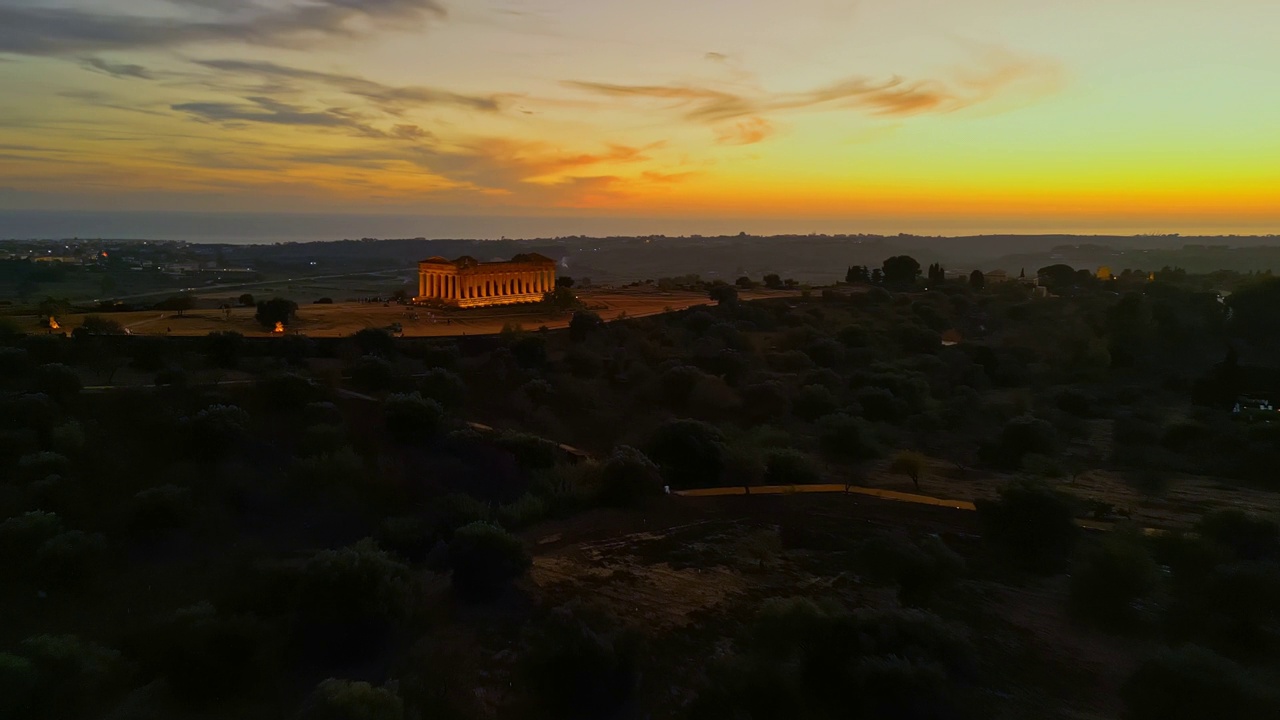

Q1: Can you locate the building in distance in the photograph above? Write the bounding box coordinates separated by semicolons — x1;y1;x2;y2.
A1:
415;253;557;308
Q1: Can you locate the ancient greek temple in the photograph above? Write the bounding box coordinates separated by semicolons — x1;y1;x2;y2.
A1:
415;253;558;308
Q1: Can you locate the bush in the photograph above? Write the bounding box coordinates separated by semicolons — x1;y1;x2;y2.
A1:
1196;509;1279;562
140;603;277;706
19;634;130;719
0;511;64;571
1069;533;1159;630
815;413;877;461
523;602;640;719
35;363;81;404
994;415;1059;467
416;368;466;409
494;431;559;472
764;448;821;486
856;386;906;422
353;328;396;357
857;534;965;605
448;522;531;600
16;451;71;483
0;653;36;718
294;540;417;653
290;447;366;488
496;493;549;531
599;446;663;506
350;355;394;392
130;485;195;539
35;530;107;588
183;404;250;458
1121;645;1280;720
203;331;244;369
977;479;1080;573
792;384;840;421
645;419;726;489
298;678;405;720
383;393;445;443
256;372;321;410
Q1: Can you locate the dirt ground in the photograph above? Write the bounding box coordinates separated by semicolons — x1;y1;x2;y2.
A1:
23;287;797;338
523;492;1143;720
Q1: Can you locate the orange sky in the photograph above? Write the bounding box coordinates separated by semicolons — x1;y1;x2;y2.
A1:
1;0;1277;234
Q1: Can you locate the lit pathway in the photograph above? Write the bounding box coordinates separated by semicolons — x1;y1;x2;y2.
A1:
672;484;1159;534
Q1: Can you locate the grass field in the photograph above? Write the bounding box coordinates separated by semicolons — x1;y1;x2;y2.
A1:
13;287;799;338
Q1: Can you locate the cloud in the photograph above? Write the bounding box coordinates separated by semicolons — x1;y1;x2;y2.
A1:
190;59;503;114
171;96;387;135
716;116;774;145
704;52;728;62
80;57;154;80
567;49;1061;129
0;0;446;56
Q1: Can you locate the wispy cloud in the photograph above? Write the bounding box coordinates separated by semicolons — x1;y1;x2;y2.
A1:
717;117;774;145
172;96;384;134
80;57;154;80
190;59;504;115
567;49;1061;138
0;0;445;56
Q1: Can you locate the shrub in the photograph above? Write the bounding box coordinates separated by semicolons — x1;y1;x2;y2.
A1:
448;522;531;600
383;393;445;443
35;530;107;588
35;363;81;404
294;540;417;650
792;384;840;421
857;534;966;605
856;386;905;422
815;413;878;462
0;511;64;572
764;448;821;486
599;446;663;506
523;602;640;719
353;328;396;357
203;331;244;369
645;419;726;489
741;382;793;423
183;404;250;458
20;634;130;719
0;653;36;718
0;347;31;375
130;485;195;539
1121;645;1280;720
994;415;1059;467
350;355;394;392
977;479;1080;573
416;368;466;409
1196;509;1279;562
298;678;405;720
496;493;549;531
16;451;71;483
49;421;85;456
494;431;559;472
256;372;321;410
290;447;365;488
1069;533;1159;630
141;603;277;706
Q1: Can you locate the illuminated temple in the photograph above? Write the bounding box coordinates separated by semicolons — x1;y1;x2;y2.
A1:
415;253;558;308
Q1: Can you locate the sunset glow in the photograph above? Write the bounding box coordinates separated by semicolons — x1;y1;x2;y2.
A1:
1;0;1277;234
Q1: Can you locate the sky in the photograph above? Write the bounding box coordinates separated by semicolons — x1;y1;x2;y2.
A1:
0;0;1277;236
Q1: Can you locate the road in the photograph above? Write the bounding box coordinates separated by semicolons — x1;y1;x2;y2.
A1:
96;268;409;304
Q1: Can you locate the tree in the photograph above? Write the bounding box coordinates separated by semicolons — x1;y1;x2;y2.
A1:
390;289;408;304
882;256;922;288
845;265;871;284
870;268;884;284
383;393;445;443
889;450;926;491
158;294;196;317
976;479;1080;573
237;293;255;307
255;297;297;329
969;269;985;290
448;522;531;600
599;446;663;506
708;283;738;306
735;276;757;289
557;276;575;289
762;273;783;289
542;286;580;311
646;419;726;489
569;310;603;342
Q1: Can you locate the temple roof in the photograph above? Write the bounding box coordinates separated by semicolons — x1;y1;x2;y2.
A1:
418;253;555;268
